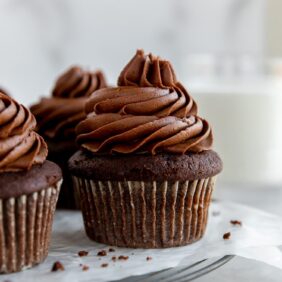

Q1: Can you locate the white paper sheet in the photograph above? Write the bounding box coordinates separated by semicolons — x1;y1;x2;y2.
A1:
3;201;282;282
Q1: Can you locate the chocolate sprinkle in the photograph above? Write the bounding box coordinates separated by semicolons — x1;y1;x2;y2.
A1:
97;250;107;256
78;250;89;257
223;232;231;240
101;263;108;268
51;261;65;272
108;248;115;252
82;265;89;271
146;256;152;261
230;220;242;226
118;255;129;261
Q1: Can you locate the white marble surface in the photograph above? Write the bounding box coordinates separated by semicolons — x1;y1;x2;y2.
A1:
197;183;282;282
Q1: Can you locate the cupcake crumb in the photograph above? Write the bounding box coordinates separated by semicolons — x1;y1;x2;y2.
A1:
223;232;231;240
78;250;89;257
230;220;242;226
101;263;108;268
51;261;64;272
108;248;115;252
82;265;89;271
97;250;107;256
118;255;129;261
146;256;152;261
112;256;117;262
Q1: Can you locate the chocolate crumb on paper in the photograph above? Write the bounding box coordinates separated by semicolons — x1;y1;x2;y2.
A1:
101;263;108;268
108;248;115;252
118;255;129;261
223;232;231;240
78;250;89;257
82;265;89;271
112;256;117;262
230;220;242;226
51;261;65;272
146;256;152;261
97;250;107;256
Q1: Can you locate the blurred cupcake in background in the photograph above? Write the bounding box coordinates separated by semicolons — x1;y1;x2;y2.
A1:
30;66;107;209
69;50;222;248
0;93;62;273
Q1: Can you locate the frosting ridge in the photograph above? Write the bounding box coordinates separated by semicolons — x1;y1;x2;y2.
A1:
76;114;212;155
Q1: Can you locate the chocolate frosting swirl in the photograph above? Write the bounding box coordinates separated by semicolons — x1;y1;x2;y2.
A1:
76;114;212;155
0;93;47;172
118;49;178;88
86;50;196;117
31;66;107;139
85;86;195;118
76;50;212;155
53;66;107;98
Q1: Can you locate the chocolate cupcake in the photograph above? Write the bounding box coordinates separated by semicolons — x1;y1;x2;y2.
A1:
69;50;222;248
30;66;107;209
0;93;62;273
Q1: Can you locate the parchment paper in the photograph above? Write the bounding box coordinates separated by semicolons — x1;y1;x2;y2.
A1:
3;201;282;282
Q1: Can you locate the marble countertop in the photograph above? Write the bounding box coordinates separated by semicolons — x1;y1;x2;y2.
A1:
197;183;282;282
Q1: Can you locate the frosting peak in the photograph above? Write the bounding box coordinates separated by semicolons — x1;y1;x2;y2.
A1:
53;66;107;98
31;66;107;140
86;50;197;118
0;93;47;172
118;49;177;88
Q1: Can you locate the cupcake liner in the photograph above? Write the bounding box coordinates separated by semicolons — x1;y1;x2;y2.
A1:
72;177;216;248
0;181;61;273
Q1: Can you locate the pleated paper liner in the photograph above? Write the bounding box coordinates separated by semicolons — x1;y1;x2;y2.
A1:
73;177;216;248
0;181;61;273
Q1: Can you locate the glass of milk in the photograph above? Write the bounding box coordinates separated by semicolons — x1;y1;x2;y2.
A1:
186;76;282;186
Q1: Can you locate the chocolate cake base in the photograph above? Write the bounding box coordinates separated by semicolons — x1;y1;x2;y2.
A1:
0;160;62;199
68;149;222;181
69;150;222;248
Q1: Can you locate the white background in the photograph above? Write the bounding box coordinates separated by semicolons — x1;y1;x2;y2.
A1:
0;0;268;104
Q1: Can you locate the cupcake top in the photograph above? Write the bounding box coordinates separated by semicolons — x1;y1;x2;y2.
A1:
76;50;213;155
30;66;107;140
0;93;47;172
